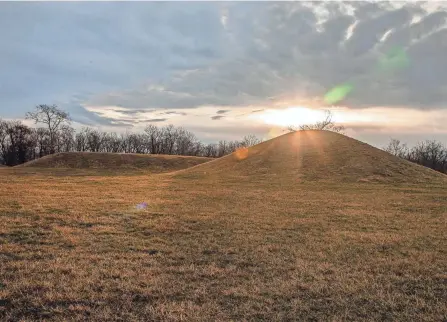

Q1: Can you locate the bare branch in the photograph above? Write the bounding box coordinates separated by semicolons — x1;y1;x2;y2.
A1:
25;105;71;153
288;110;345;134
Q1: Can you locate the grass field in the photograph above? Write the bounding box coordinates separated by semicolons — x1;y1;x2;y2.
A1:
1;131;446;321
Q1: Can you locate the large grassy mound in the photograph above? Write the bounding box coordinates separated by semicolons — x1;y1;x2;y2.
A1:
17;152;212;173
176;130;446;184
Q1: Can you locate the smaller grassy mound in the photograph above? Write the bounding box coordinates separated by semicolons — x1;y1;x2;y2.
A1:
18;152;212;173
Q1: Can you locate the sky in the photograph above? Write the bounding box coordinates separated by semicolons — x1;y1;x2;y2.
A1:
1;1;446;147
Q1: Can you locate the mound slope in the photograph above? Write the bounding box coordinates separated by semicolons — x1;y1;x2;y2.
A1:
18;152;212;173
176;130;446;183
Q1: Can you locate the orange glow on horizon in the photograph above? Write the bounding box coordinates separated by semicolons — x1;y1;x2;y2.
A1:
255;107;329;127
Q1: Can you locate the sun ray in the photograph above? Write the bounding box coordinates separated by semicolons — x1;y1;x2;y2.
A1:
255;107;326;128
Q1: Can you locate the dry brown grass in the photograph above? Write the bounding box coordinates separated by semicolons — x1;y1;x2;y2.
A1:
18;152;211;173
1;132;446;321
176;131;446;184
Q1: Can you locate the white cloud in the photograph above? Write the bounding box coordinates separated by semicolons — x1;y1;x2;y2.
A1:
1;1;446;146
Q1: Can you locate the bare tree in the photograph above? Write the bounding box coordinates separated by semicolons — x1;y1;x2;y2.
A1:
127;133;148;154
217;140;229;157
160;125;178;155
240;134;263;148
119;132;131;153
58;125;76;152
288;110;345;133
0;121;35;166
203;143;218;157
75;128;89;152
175;127;198;156
145;125;162;154
103;132;123;153
0;120;8;164
383;138;447;174
85;128;107;152
409;140;447;173
383;139;409;158
34;128;51;157
26;105;71;153
190;141;204;157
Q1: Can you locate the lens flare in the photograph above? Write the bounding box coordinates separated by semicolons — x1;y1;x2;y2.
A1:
234;147;249;160
324;83;353;105
136;202;148;210
323;47;409;105
379;46;409;71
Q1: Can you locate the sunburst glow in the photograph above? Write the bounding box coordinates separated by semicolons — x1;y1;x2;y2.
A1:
255;107;328;127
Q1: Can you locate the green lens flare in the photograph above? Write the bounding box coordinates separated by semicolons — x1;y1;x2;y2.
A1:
379;47;410;71
324;83;353;105
322;47;408;105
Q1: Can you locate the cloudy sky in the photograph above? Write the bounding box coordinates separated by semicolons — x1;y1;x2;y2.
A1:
1;1;446;146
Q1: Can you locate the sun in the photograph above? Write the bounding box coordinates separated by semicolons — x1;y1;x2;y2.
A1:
255;107;327;127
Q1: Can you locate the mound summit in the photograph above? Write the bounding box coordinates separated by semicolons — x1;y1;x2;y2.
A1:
176;130;446;184
18;152;211;173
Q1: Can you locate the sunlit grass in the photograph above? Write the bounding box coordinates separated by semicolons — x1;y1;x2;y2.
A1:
0;165;445;320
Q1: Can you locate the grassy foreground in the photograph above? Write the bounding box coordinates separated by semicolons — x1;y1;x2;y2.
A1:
0;167;446;321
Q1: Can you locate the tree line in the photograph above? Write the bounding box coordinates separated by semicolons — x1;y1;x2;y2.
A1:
383;138;447;174
0;105;262;166
1;105;446;174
